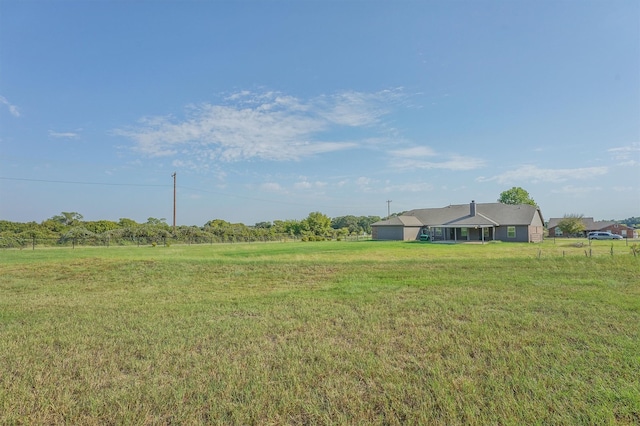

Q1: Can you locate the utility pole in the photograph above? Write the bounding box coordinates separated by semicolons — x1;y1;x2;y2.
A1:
172;172;176;232
386;200;392;219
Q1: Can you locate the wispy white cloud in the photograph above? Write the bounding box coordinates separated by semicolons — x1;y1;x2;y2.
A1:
380;182;435;193
476;165;608;184
260;182;285;192
48;130;80;139
115;89;402;167
608;142;640;166
317;89;402;126
389;145;485;171
352;176;434;194
294;181;312;189
612;186;635;192
390;146;437;158
550;185;602;195
356;176;374;187
294;179;327;190
394;155;486;171
0;95;20;117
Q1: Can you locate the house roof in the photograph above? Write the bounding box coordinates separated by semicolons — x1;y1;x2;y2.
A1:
372;202;542;228
444;212;499;227
372;215;423;227
405;202;541;227
547;217;617;231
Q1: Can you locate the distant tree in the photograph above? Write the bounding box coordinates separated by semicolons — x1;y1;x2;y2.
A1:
204;219;233;239
51;212;83;226
146;217;168;226
333;215;381;234
203;219;250;241
271;219;304;236
357;216;381;234
620;217;640;227
0;220;30;233
557;214;585;237
331;216;359;233
118;218;138;228
17;222;50;239
175;225;208;243
335;227;350;239
135;223;171;243
84;220;120;234
498;187;537;206
204;219;231;229
59;226;96;244
41;218;68;233
303;212;332;237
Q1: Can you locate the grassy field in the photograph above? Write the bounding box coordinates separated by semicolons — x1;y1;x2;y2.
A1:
1;240;639;424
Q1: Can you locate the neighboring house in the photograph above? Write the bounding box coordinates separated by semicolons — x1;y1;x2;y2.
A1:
372;201;544;243
548;218;637;239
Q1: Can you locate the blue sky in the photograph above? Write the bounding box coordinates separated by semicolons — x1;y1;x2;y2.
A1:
1;0;638;226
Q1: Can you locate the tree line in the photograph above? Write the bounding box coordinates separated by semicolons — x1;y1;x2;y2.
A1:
0;212;382;248
3;187;635;247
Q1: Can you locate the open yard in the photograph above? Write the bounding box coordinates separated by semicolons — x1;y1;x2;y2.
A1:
1;240;639;424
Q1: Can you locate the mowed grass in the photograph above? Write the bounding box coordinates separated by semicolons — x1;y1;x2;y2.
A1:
1;240;639;424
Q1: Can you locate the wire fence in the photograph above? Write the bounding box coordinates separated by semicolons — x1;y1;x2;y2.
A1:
0;234;373;250
2;235;637;258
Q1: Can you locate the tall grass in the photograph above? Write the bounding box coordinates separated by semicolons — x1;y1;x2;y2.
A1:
1;240;638;424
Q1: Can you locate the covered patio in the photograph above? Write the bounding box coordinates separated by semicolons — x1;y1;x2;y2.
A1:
421;214;500;243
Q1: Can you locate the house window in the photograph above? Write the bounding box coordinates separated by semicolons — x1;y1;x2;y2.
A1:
461;227;468;237
507;226;516;238
435;227;442;237
555;228;563;236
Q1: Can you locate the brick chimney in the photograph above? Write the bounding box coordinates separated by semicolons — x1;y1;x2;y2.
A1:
470;200;476;216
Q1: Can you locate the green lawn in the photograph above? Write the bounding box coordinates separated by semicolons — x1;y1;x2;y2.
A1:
1;240;639;424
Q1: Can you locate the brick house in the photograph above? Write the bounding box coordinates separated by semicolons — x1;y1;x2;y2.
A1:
547;217;637;238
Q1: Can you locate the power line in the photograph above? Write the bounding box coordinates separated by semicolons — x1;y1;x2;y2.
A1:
1;176;318;207
1;175;381;214
0;176;170;188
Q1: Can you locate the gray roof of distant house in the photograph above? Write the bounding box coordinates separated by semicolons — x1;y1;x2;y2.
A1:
547;217;616;230
405;203;541;227
372;203;542;228
372;215;423;227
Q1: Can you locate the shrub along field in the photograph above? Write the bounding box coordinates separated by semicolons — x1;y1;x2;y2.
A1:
1;240;639;424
